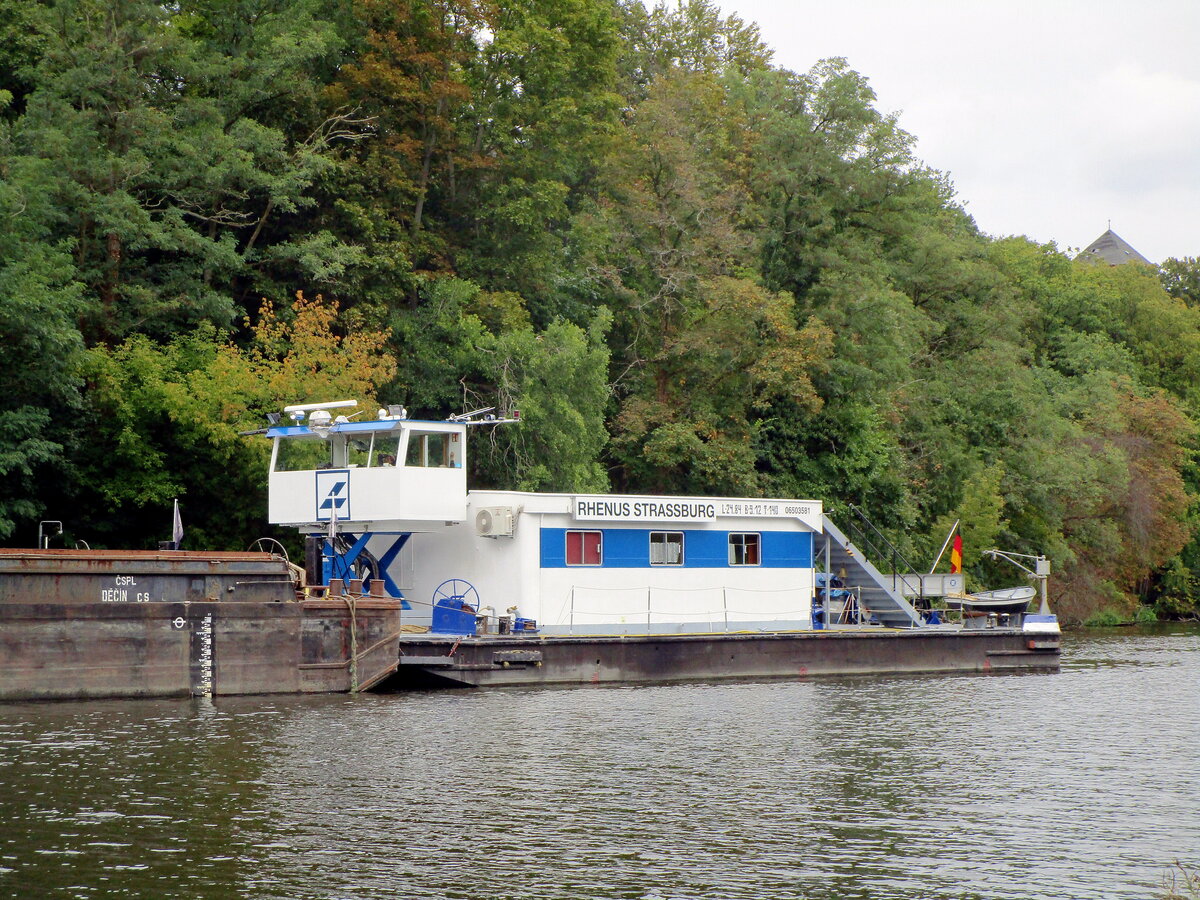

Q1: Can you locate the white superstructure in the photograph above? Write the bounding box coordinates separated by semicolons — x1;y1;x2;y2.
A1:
266;404;823;635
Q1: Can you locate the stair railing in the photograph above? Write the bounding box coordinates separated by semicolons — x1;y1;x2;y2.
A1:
843;505;925;601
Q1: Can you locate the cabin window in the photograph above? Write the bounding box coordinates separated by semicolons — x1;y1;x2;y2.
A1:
371;436;401;468
650;531;684;566
405;432;456;468
274;437;332;472
405;433;429;466
566;531;602;566
729;533;761;566
348;437;372;468
405;432;453;468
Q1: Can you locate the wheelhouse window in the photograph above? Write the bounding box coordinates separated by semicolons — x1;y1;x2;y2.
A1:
729;533;761;566
566;530;603;566
369;436;401;468
274;437;332;472
650;531;684;566
406;432;454;468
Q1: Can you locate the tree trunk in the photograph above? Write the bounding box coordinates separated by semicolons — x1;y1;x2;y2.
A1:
411;96;446;237
99;231;122;340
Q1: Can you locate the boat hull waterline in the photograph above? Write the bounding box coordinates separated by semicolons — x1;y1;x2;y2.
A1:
391;627;1060;689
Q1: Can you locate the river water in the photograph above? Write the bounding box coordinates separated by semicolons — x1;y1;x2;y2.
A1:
0;627;1197;900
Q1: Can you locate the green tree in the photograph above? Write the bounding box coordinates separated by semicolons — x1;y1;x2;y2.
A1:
1160;256;1200;308
385;276;612;492
322;0;489;309
483;313;612;492
616;0;772;102
592;68;834;493
0;117;84;540
0;0;48;120
66;292;395;550
928;465;1007;581
612;276;830;494
457;0;623;313
12;0;352;343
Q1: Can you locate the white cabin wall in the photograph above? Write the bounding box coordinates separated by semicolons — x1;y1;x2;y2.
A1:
397;503;541;629
537;567;814;634
398;491;817;635
270;466;467;526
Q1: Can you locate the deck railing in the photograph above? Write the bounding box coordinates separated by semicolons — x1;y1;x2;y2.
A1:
843;505;925;600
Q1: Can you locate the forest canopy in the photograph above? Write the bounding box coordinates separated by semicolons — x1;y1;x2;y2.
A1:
2;0;1198;623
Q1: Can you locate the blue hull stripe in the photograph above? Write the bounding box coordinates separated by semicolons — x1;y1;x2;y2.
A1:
540;528;812;569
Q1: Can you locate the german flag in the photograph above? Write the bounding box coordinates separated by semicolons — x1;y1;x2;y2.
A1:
950;533;963;574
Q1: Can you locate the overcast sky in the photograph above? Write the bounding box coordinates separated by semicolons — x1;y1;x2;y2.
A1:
718;0;1200;264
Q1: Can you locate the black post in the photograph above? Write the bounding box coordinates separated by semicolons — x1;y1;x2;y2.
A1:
304;535;325;588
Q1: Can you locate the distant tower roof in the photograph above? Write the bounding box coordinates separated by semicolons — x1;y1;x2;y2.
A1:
1077;228;1153;266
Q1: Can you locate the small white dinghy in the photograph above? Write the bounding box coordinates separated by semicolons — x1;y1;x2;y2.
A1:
948;585;1036;614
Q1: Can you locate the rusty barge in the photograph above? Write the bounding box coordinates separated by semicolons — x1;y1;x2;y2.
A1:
0;549;401;701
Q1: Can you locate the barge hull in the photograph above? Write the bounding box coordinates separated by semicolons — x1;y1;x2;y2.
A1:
0;599;402;701
391;628;1060;688
0;551;402;702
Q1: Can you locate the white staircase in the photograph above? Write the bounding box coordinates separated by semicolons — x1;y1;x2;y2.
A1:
820;515;924;628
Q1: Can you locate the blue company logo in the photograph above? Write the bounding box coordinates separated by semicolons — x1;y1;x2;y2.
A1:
320;482;347;512
315;470;351;522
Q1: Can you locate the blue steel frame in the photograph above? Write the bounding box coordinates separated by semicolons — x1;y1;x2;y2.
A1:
322;531;412;609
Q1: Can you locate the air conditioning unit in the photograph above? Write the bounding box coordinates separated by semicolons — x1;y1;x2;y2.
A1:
475;506;514;537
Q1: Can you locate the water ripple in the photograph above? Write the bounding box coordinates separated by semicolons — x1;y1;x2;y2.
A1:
0;629;1197;899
